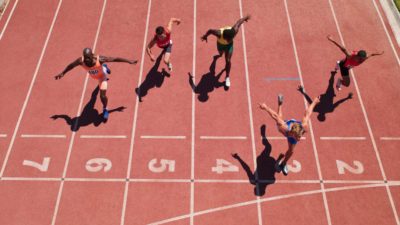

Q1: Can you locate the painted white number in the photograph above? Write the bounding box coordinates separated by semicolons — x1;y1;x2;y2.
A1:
148;159;175;173
212;159;239;174
287;160;302;173
336;160;364;175
22;157;50;172
86;158;112;172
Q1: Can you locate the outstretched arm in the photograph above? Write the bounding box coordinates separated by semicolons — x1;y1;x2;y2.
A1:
201;29;220;43
232;14;251;34
99;56;137;65
367;51;384;59
146;38;157;61
327;35;350;57
301;96;320;130
167;18;181;32
54;58;81;80
258;103;286;128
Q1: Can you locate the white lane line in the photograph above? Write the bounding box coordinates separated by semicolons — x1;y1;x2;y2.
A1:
263;136;306;140
284;1;332;224
120;0;152;224
237;0;262;224
328;0;399;224
21;134;66;138
0;0;19;40
380;137;400;141
200;136;247;140
0;0;63;177
140;135;186;139
320;137;366;140
80;135;127;139
148;183;387;225
0;134;7;138
1;176;395;184
50;1;107;225
373;0;400;66
190;0;197;224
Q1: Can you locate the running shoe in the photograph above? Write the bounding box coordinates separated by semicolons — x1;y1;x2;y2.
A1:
275;162;282;173
278;94;284;105
102;64;111;74
336;77;342;91
167;62;173;72
335;61;340;72
225;77;231;87
103;108;109;120
281;164;289;176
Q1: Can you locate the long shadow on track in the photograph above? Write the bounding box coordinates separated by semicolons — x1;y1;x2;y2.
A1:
135;50;170;102
188;55;225;102
232;125;279;196
298;71;353;122
50;86;126;131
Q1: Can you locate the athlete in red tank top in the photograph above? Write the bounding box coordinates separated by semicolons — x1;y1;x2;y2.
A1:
327;35;384;91
146;18;181;74
54;48;137;120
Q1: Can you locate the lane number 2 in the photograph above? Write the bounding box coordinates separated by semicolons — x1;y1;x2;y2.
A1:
336;160;364;175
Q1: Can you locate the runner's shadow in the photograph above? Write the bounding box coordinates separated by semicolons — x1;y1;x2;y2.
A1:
135;51;169;102
232;125;278;196
298;71;353;122
188;55;225;102
50;86;126;131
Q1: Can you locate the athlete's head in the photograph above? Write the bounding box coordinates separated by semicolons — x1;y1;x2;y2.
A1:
155;26;166;38
289;123;304;141
222;28;235;41
82;48;95;66
356;50;367;62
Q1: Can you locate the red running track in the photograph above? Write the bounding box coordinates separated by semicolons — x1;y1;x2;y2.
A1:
0;0;399;224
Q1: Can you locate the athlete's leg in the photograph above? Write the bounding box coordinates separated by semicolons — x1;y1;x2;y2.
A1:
341;75;350;87
99;80;109;119
163;44;173;71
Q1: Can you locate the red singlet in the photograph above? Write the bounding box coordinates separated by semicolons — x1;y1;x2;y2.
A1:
343;51;366;69
155;29;171;48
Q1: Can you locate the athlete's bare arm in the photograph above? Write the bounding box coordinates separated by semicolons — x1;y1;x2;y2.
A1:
167;18;181;32
99;56;137;64
54;57;82;80
232;14;251;34
201;29;221;43
327;35;350;57
367;51;384;59
146;38;157;61
301;96;320;131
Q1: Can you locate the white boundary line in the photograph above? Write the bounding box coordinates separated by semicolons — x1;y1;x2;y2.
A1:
283;0;332;224
380;137;400;140
119;0;152;224
1;176;395;184
200;136;247;140
80;135;127;139
0;0;63;177
328;0;399;224
373;0;400;66
140;135;186;139
238;0;262;224
320;137;366;140
263;136;306;140
0;0;19;40
21;134;66;138
50;1;107;225
148;183;387;225
190;0;196;224
378;0;400;48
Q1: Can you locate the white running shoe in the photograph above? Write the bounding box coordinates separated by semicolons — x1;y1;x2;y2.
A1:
335;61;340;72
278;94;284;105
336;77;342;91
225;77;231;87
167;62;173;72
275;162;282;173
282;164;289;176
